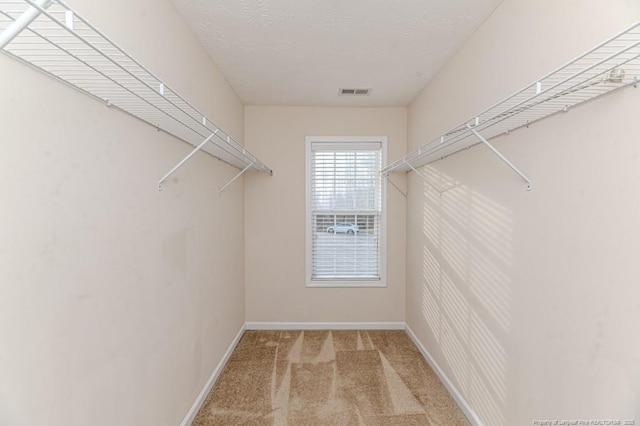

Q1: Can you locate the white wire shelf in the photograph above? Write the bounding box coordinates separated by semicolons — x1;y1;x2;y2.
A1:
0;0;273;189
383;21;640;183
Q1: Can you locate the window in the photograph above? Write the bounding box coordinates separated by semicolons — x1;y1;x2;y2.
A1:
306;137;386;287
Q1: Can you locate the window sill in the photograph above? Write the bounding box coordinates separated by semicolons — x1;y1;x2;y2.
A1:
306;280;387;288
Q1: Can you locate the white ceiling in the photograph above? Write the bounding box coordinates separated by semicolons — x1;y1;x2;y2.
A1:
170;0;503;107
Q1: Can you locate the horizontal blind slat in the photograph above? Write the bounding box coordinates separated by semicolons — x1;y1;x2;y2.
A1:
310;145;382;281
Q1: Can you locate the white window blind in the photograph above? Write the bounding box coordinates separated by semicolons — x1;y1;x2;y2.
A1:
307;139;384;284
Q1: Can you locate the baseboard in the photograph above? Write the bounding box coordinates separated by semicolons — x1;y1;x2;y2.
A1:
404;324;483;426
245;321;406;330
180;324;246;426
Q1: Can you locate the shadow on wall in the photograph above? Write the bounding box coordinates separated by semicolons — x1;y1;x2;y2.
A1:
420;165;512;426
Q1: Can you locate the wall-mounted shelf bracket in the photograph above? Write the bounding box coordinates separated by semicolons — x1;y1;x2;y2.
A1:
158;132;216;191
384;174;407;197
218;161;255;194
466;124;532;191
404;162;456;195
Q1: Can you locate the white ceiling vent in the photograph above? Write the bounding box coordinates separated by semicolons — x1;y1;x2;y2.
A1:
339;88;371;96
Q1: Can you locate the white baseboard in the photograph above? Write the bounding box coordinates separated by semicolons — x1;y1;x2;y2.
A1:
180;324;246;426
404;324;483;426
245;321;406;330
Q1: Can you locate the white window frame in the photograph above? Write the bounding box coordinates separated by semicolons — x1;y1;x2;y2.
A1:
305;136;387;288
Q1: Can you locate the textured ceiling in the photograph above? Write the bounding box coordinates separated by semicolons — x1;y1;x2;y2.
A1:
169;0;503;106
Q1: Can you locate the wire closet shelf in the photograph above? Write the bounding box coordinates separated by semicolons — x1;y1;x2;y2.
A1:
0;0;273;190
383;21;640;188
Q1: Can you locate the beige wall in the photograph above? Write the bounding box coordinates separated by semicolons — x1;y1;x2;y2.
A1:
405;1;640;425
244;107;406;322
0;1;246;425
4;0;639;424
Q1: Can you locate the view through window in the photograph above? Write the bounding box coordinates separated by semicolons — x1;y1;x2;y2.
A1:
306;138;386;286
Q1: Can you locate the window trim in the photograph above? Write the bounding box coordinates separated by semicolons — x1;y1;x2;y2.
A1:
305;136;387;288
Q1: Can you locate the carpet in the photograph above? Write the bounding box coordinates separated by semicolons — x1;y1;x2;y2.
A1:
193;330;469;425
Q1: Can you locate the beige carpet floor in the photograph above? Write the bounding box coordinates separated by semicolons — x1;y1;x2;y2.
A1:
194;330;469;426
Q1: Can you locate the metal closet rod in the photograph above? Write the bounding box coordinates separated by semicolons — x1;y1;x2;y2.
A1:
20;0;262;168
3;46;233;165
382;20;640;185
20;1;200;123
11;12;209;144
395;62;637;172
5;0;270;176
0;0;272;186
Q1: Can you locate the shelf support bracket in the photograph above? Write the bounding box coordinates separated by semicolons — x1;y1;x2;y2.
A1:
384;174;407;198
466;124;532;191
219;161;255;194
0;0;52;50
405;162;448;194
158;132;216;191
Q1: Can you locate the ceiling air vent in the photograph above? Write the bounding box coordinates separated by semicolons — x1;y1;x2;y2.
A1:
339;88;371;96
